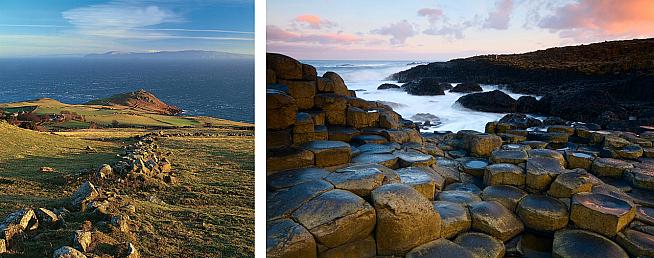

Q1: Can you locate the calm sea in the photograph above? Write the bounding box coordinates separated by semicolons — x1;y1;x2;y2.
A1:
0;58;254;123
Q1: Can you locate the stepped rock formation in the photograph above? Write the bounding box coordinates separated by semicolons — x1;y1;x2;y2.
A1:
86;89;182;115
266;53;654;258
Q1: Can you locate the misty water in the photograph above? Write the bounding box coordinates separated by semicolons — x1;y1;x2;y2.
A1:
306;60;536;132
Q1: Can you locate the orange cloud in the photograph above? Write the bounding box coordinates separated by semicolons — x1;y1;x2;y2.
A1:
294;14;336;29
267;25;361;44
539;0;654;40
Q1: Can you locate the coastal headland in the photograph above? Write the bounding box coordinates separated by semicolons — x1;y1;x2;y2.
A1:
0;91;254;257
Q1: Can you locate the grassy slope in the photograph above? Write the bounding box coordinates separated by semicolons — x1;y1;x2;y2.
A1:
0;98;252;129
132;135;254;257
0;122;254;257
0;122;120;213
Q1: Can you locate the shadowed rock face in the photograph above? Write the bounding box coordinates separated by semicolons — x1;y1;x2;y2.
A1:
553;230;629;258
401;78;450;96
454;232;505;258
390;38;654;130
616;228;654;257
406;239;476;258
266;219;317;258
480;185;527;212
456;90;517;113
450;82;482;93
468;201;524;241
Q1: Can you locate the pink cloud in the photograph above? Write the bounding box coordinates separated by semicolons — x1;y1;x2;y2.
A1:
484;0;513;30
539;0;654;40
294;14;336;29
371;20;417;45
418;8;444;23
267;25;361;44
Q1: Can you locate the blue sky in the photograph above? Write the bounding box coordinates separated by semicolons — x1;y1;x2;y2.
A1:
268;0;654;60
0;0;254;57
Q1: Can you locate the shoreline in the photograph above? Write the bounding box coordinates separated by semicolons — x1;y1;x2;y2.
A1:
266;52;654;258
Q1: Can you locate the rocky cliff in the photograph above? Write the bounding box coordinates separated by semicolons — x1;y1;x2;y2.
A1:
391;38;654;130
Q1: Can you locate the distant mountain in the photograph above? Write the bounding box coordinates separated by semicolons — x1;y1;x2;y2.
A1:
84;50;252;60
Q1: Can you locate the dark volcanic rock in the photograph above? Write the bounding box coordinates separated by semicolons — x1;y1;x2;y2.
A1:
516;96;539;113
402;78;449;96
499;113;543;129
553;229;628;258
541;89;620;124
456;90;517;113
450;82;482;93
377;83;400;90
390;39;654;130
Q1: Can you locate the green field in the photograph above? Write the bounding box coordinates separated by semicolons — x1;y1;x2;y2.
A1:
0;98;251;129
0;119;254;257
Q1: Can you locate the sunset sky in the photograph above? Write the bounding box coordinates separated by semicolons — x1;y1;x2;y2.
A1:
0;0;254;57
267;0;654;60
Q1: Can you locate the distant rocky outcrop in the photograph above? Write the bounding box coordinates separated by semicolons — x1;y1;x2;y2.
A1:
456;90;516;113
86;89;182;115
402;78;451;96
391;38;654;131
377;83;400;90
84;50;252;60
450;82;482;93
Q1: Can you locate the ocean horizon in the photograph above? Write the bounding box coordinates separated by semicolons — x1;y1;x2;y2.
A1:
0;57;254;123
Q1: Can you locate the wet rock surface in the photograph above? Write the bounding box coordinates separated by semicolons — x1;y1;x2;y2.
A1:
553;229;629;258
469;201;524;241
570;192;635;237
454;232;505;258
516;195;569;232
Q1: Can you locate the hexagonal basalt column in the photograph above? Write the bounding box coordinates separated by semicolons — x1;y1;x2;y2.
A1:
292;189;376;248
484;163;525;188
303;140;352;168
570;192;636;237
394;150;435;167
526;157;565;192
468;201;524;241
552;229;628;258
591;158;633;177
516;195;569;232
266;219;317;258
490;150;528;164
480;185;527;212
371;184;441;256
433;201;471;239
565;151;595;170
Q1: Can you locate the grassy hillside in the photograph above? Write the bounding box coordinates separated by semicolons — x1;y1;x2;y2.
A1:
0;121;254;257
0;98;250;129
0;122;120;212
